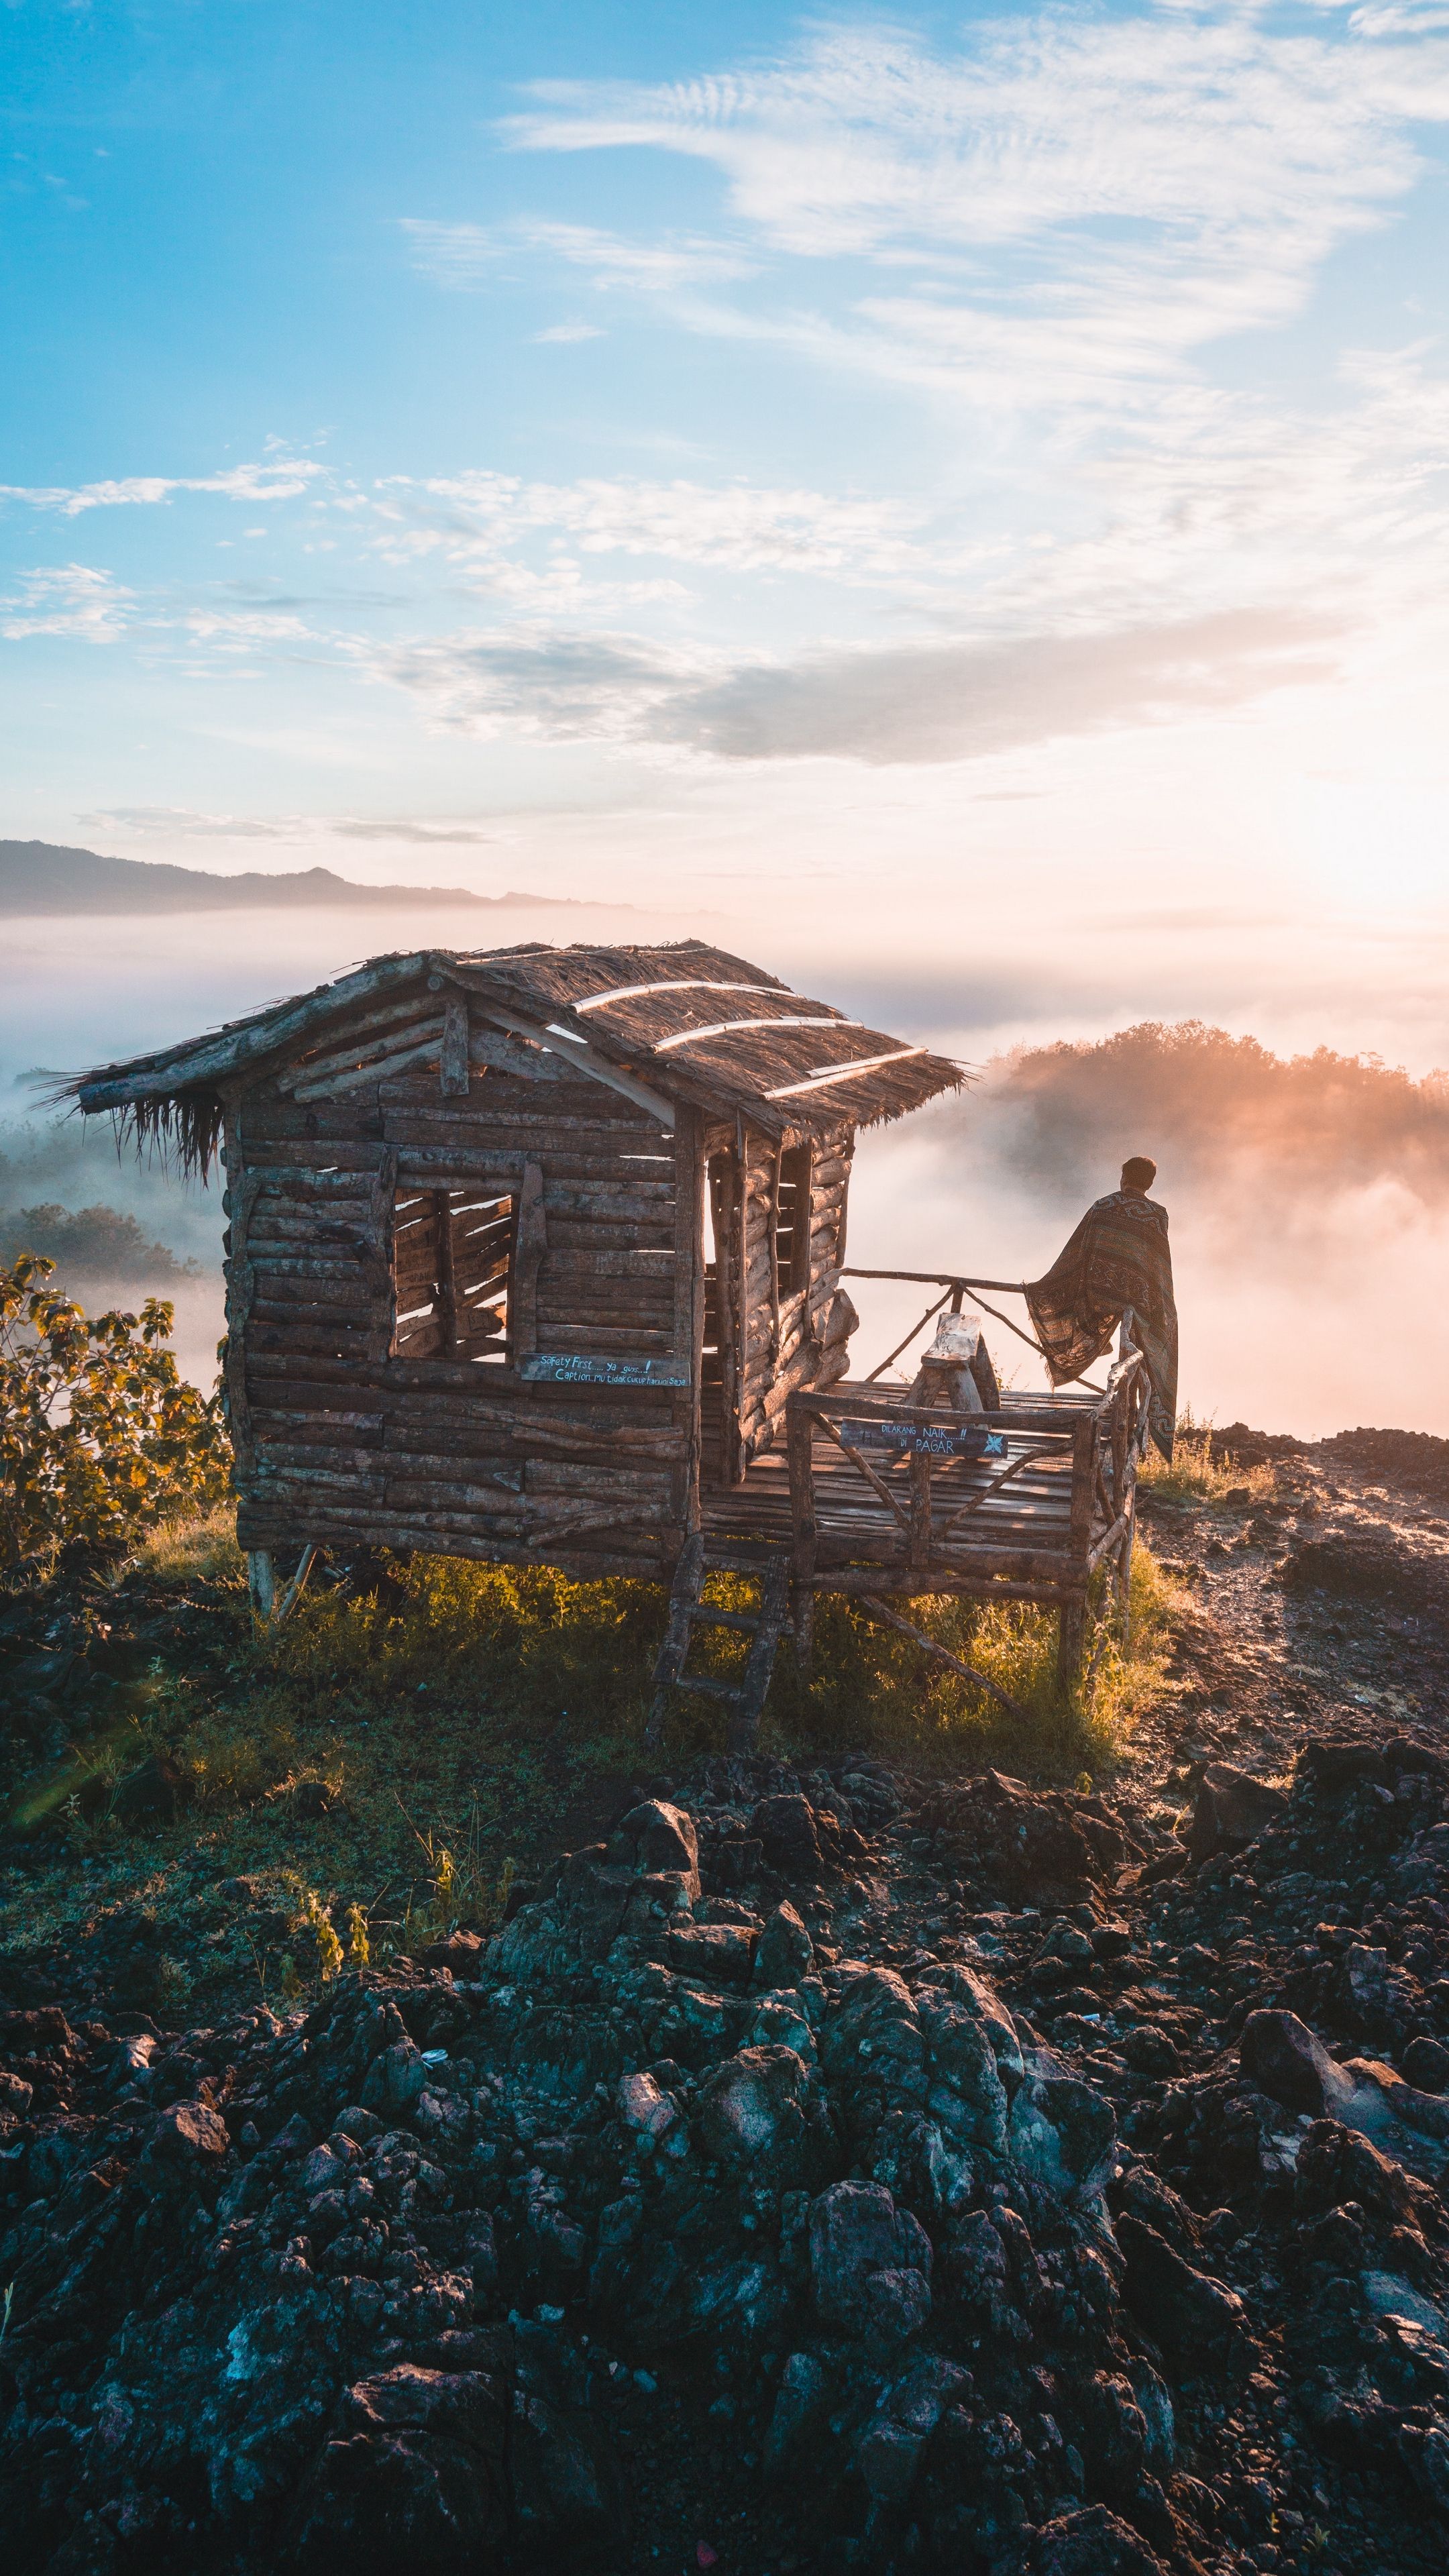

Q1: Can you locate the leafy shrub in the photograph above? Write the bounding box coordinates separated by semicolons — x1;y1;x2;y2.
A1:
0;1252;229;1574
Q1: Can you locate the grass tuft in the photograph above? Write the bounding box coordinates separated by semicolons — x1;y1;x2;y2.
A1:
1138;1408;1278;1507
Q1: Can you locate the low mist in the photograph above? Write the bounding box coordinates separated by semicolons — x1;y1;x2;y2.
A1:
847;1024;1449;1440
7;1023;1448;1442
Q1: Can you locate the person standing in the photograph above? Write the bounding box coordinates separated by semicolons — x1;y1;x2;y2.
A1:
1025;1157;1178;1458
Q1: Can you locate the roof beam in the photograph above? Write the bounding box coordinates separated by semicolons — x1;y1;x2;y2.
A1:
72;953;430;1111
765;1046;930;1102
467;998;677;1129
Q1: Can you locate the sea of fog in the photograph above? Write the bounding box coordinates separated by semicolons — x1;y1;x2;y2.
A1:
5;903;1449;1441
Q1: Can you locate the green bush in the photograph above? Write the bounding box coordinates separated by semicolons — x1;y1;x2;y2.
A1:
0;1252;229;1574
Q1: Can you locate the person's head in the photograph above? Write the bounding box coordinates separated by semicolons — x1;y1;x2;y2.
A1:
1121;1155;1157;1195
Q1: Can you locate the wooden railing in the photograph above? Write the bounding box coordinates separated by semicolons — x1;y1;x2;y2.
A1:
837;1265;1106;1388
784;1349;1148;1642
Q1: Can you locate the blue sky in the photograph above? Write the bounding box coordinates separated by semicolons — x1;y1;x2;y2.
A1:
7;1;1449;1069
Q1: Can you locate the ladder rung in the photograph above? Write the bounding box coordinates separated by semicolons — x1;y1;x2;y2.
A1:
689;1607;759;1633
672;1674;740;1700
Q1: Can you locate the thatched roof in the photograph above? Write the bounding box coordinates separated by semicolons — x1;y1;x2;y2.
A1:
58;940;963;1173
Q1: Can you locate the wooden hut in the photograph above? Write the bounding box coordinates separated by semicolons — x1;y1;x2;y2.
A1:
68;939;1148;1738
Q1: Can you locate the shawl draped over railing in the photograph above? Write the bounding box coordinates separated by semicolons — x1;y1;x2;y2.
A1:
1025;1189;1178;1459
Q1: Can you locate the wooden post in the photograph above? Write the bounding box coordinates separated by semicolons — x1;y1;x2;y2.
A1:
435;1188;458;1353
672;1106;705;1535
511;1160;545;1358
439;990;470;1097
788;1399;818;1676
768;1136;785;1360
248;1550;276;1620
1060;1410;1095;1695
909;1444;934;1572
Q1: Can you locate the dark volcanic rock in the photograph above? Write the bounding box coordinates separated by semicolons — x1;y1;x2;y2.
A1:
1116;2214;1252;2381
1184;1760;1287;1861
916;1769;1138;1905
1027;2504;1170;2576
809;2180;933;2339
750;1792;822;1878
1240;2007;1350;2117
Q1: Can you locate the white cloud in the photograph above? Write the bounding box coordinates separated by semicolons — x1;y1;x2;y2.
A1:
375;602;1342;766
1;564;131;641
506;13;1449;410
401;215;755;292
0;458;325;519
182;606;315;647
376;469;922;574
380;628;694;739
533;321;604;342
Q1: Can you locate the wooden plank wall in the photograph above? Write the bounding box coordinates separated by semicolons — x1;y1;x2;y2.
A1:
224;1000;696;1575
734;1118;855;1467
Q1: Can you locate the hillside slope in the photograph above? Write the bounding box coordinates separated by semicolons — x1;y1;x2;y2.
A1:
0;840;588;915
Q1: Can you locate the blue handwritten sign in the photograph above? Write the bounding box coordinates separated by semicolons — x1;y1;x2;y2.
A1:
519;1352;691;1387
843;1420;1006;1460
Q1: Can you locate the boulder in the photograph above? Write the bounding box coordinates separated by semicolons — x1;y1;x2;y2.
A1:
750;1794;822;1880
1240;2010;1351;2119
916;1770;1136;1906
667;1923;757;1986
149;2099;230;2165
808;2179;932;2340
753;1900;814;1991
608;1801;701;1900
1116;2214;1251;2379
294;2365;508;2573
1027;2506;1170;2576
1185;1762;1287;1862
696;2045;814;2173
1008;2053;1117;2205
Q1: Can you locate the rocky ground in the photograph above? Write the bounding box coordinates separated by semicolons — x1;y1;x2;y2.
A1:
5;1426;1449;2575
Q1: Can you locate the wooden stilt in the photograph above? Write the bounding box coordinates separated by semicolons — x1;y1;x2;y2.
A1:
1057;1599;1086;1695
247;1550;276;1621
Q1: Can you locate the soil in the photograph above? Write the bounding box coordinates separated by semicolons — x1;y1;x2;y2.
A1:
5;1430;1449;2575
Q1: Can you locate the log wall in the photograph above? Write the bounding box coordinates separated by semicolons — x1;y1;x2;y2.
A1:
219;983;859;1568
223;1005;696;1574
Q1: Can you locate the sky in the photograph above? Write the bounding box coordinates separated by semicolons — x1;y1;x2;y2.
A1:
7;1;1449;1429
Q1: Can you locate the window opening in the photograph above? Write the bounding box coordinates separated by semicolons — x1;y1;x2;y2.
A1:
392;1185;516;1363
773;1142;812;1300
702;1155;729;1392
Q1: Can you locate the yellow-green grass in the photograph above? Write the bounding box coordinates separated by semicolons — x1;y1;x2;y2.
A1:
1;1515;1183;2014
1138;1409;1279;1507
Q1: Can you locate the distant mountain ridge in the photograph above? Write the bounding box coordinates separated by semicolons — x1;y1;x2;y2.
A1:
0;841;592;915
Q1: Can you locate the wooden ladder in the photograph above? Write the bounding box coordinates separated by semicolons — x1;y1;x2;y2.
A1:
646;1533;792;1754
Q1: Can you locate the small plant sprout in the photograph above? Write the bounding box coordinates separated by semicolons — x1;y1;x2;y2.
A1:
433;1846;456;1930
345;1903;370;1969
305;1893;343;1983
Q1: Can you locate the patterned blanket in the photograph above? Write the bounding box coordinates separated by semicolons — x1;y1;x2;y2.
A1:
1025;1189;1178;1459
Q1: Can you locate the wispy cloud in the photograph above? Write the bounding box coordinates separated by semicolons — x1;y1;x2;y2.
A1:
81;808;500;844
0;457;325;519
1;564;131;641
505;14;1449;411
401;215;754;296
375;469;923;574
